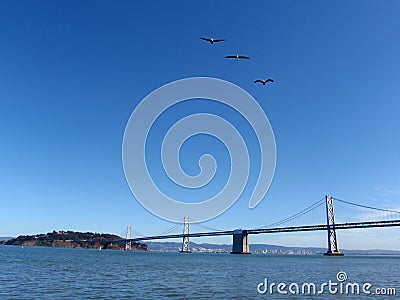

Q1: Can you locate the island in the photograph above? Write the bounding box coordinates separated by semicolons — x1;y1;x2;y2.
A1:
2;230;147;251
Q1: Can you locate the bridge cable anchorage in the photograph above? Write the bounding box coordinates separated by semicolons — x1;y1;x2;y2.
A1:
180;217;191;253
258;198;325;229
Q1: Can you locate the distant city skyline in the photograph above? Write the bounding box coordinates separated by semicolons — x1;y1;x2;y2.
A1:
1;1;400;250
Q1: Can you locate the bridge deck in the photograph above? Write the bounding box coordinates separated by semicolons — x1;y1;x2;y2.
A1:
109;219;400;245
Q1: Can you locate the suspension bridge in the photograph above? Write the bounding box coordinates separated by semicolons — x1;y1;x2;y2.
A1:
107;196;400;255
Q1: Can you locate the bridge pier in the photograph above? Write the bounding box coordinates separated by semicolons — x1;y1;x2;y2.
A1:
180;217;191;253
324;195;344;256
125;226;132;250
230;230;251;254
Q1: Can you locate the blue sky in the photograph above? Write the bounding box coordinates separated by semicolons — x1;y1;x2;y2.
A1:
1;1;400;249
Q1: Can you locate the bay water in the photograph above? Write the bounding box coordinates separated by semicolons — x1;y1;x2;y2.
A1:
1;245;399;299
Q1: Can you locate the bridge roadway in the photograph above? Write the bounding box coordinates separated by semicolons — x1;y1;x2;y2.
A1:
111;219;400;244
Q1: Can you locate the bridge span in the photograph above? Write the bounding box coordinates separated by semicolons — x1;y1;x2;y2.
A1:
107;196;400;255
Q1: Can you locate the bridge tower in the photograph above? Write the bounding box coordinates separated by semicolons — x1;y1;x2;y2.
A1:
125;226;132;250
180;217;191;253
230;229;251;254
324;195;343;256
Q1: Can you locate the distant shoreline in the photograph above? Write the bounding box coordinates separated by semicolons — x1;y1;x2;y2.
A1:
1;230;147;251
2;234;399;255
144;241;400;255
2;244;400;257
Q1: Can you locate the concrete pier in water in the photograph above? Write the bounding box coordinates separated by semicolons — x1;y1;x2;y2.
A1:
230;230;251;254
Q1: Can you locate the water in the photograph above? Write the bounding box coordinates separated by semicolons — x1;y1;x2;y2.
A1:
1;245;399;299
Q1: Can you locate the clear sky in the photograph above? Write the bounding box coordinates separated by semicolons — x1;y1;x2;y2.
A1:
1;0;400;250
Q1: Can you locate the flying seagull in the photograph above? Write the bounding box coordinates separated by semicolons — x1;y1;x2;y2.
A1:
200;37;225;44
225;54;250;60
254;79;274;85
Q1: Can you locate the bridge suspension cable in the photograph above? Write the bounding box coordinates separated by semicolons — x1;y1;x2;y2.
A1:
257;198;326;229
108;195;400;256
333;198;400;214
119;229;127;238
332;197;400;223
119;223;184;239
192;223;226;232
157;223;183;236
120;227;146;238
131;228;147;238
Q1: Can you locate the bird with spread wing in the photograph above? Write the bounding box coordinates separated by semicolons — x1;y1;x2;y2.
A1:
225;54;250;61
200;37;225;44
254;79;274;85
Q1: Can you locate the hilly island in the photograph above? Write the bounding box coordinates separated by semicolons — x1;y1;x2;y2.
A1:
2;230;147;251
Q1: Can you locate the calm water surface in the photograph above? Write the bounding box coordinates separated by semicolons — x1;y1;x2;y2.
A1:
1;245;399;299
